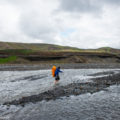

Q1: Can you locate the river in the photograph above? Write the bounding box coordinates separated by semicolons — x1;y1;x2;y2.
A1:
0;69;120;120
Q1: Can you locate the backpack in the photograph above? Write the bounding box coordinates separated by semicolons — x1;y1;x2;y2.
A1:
51;66;56;77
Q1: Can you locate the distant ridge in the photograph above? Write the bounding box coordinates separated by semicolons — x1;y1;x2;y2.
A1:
0;41;80;51
0;41;120;53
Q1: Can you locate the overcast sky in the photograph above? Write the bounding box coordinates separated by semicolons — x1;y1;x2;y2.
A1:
0;0;120;49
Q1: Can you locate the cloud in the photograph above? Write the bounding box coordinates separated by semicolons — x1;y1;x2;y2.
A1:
0;0;59;43
104;0;120;4
59;0;120;14
0;0;120;49
59;0;101;13
20;13;56;41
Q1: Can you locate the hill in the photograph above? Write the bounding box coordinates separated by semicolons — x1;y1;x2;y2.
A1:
0;42;120;64
0;42;80;51
0;41;120;53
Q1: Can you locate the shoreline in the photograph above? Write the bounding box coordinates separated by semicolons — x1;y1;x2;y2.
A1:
0;63;120;71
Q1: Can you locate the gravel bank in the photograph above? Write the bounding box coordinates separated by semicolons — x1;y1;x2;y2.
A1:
0;63;120;71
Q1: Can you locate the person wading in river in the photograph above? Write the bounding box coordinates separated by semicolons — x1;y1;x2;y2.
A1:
54;66;63;84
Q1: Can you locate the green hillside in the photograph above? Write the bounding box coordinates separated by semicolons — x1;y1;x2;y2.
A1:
0;42;80;51
0;42;120;64
0;42;120;54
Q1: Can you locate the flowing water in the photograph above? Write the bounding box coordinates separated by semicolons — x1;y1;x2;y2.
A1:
0;69;120;120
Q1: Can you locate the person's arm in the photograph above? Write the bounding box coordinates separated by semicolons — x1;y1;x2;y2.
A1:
58;69;63;73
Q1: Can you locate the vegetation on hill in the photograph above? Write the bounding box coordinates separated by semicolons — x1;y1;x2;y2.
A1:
0;42;80;51
0;41;120;53
0;56;17;64
0;42;120;64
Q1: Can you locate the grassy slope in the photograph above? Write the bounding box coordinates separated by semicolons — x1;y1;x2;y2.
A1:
0;42;81;51
0;56;17;64
0;42;120;64
0;42;120;54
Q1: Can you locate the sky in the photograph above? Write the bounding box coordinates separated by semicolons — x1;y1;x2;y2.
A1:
0;0;120;49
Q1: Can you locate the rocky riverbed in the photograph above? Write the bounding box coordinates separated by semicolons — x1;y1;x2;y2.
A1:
4;70;120;106
0;67;120;120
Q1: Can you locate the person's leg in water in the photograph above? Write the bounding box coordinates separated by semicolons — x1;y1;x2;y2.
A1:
54;80;59;84
54;75;60;85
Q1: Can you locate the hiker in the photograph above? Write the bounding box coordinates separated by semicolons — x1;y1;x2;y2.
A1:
54;66;63;84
